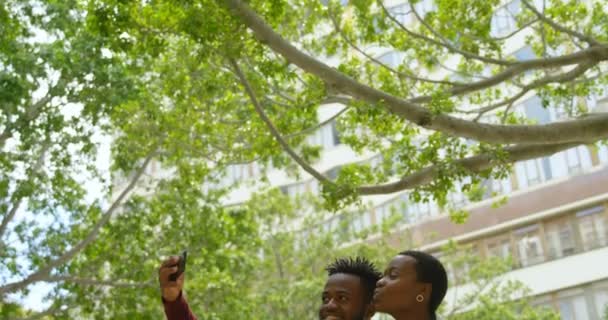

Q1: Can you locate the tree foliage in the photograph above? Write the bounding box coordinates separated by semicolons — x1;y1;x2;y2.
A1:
1;0;606;318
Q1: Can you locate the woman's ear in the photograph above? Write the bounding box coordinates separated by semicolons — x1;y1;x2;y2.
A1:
422;283;433;301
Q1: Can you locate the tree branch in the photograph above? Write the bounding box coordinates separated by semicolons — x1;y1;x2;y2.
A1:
407;52;601;104
221;0;608;145
379;0;511;66
379;2;511;66
0;143;51;239
0;147;158;295
327;7;460;86
228;58;330;183
0;94;52;149
43;275;155;288
520;0;602;46
284;106;348;139
13;305;59;320
356;142;581;195
466;60;595;117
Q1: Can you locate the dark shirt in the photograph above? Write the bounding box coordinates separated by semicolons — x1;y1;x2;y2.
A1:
162;291;198;320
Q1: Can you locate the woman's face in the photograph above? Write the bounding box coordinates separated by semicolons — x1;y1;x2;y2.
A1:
372;255;428;315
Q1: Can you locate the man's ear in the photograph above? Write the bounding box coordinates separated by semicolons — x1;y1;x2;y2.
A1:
364;303;375;320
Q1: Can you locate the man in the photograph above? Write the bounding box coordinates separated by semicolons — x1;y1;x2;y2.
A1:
319;257;382;320
159;256;381;320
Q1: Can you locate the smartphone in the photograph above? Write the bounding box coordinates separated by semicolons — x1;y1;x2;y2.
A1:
169;250;187;281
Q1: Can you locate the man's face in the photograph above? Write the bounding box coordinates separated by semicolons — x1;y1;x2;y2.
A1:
318;273;370;320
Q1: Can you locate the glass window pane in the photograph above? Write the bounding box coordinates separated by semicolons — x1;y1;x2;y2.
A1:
515;225;545;266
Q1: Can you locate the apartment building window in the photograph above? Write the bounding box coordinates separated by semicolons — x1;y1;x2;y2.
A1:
306;123;337;149
377;51;404;68
576;206;608;251
517;159;543;186
513;45;536;61
309;179;320;195
524;159;543;186
594;286;608;319
491;177;512;196
491;0;521;37
320;0;348;5
397;193;412;223
367;154;383;170
285;182;307;198
414;0;436;18
331;121;341;145
326;166;341;180
387;3;413;26
515;224;545;267
545;219;576;259
352;211;372;233
375;205;389;225
486;236;512;261
449;189;468;208
598;145;608;164
565;147;583;174
558;292;589;320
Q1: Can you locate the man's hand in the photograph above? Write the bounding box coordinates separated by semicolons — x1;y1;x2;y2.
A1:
159;256;185;302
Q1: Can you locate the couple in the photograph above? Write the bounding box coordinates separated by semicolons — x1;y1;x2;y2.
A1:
159;250;448;320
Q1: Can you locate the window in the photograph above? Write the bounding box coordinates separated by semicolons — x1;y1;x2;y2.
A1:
368;154;383;170
576;206;608;250
286;182;307;198
414;0;436;18
491;0;521;37
306;123;337;149
331;121;341;145
598;145;608;164
377;51;404;68
558;293;588;320
523;159;543;186
387;3;413;26
515;224;545;267
352;211;373;233
545;219;576;259
565;147;583;174
524;96;550;124
513;45;536;61
375;205;388;225
449;187;468;208
491;177;512;196
486;236;512;261
594;287;608;319
326;166;340;180
309;179;320;195
396;193;412;223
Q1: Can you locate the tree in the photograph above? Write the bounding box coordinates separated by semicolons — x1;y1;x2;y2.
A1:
438;242;559;320
2;0;606;318
215;0;608;208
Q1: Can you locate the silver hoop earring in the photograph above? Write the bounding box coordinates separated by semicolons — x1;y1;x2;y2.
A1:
416;294;424;302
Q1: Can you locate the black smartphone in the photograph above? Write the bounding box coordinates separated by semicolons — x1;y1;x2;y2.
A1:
169;250;187;281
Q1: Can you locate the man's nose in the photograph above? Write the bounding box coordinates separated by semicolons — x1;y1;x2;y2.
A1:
376;277;386;288
324;297;339;310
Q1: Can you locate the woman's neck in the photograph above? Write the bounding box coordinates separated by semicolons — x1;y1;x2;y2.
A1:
391;309;430;320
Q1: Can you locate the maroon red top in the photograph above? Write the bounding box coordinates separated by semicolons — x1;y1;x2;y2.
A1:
162;292;198;320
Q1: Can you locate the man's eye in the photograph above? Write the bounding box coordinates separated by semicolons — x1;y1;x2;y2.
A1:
339;296;348;302
322;297;330;303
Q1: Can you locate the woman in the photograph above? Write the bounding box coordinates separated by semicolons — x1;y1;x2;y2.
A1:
373;250;448;320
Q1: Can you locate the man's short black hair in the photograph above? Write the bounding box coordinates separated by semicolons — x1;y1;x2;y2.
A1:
325;256;382;302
